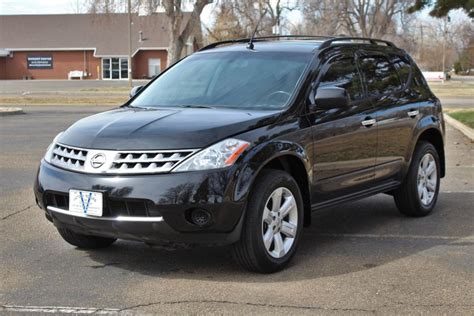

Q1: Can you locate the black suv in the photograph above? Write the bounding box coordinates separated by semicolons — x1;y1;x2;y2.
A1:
34;36;445;273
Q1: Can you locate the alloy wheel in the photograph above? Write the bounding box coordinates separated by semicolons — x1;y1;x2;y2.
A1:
261;187;298;258
417;153;438;206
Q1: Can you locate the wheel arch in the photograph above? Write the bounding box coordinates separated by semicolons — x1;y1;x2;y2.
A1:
259;155;312;227
234;141;313;227
412;127;445;178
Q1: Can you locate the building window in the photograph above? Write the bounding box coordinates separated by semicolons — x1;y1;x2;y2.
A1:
102;57;128;80
103;58;110;79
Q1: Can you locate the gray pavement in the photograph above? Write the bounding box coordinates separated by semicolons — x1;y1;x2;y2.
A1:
0;106;473;314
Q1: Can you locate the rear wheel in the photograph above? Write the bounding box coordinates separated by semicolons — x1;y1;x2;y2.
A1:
232;170;303;273
394;141;440;217
57;227;116;249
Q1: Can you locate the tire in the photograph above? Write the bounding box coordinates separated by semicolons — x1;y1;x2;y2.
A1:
394;141;440;217
57;226;116;249
232;169;304;273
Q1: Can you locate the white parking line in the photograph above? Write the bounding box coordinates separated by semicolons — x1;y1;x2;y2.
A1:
312;233;473;241
441;191;474;193
1;305;120;314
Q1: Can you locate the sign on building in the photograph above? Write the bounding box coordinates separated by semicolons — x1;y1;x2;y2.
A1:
27;55;53;69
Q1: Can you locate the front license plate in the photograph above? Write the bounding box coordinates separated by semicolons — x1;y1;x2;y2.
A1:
69;190;103;217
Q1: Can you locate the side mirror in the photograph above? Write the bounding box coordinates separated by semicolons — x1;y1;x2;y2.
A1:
130;85;144;98
312;86;350;110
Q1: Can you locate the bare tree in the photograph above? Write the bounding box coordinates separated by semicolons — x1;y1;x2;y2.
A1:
84;0;213;66
301;0;345;35
340;0;413;38
70;0;86;13
162;0;213;66
85;0;127;13
207;0;300;42
205;1;247;41
264;0;300;34
301;0;413;39
142;0;161;13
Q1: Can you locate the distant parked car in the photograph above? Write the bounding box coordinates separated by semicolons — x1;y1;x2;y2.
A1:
422;71;447;82
35;36;445;273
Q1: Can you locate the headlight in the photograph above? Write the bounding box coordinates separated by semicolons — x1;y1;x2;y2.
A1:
43;132;64;163
173;138;250;172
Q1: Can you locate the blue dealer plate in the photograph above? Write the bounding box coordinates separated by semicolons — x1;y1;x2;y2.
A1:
69;190;103;217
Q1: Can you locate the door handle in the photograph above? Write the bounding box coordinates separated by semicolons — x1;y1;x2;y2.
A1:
361;118;376;127
407;109;419;118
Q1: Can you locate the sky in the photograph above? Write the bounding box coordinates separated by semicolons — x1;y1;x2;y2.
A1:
0;0;300;21
0;0;468;27
0;0;76;14
0;0;304;30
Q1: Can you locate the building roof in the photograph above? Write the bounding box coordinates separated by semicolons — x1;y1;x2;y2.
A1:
0;13;189;56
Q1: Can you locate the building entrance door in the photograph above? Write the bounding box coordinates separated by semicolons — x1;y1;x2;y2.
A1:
102;57;128;80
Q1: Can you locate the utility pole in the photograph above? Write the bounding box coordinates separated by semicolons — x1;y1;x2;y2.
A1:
420;23;424;60
442;15;450;82
128;0;133;89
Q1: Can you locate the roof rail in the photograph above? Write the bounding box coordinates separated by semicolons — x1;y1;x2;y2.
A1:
319;37;396;49
199;35;396;52
199;35;335;51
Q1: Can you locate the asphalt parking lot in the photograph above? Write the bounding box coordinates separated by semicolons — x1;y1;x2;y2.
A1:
1;106;473;314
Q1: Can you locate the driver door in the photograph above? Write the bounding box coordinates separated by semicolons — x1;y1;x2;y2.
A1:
308;51;378;204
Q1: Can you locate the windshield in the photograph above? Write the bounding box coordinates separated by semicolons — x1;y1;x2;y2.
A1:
130;51;312;110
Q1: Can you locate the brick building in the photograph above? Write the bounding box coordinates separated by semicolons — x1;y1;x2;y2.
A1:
0;13;194;80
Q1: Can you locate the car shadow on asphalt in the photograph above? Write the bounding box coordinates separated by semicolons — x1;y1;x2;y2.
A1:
83;192;473;282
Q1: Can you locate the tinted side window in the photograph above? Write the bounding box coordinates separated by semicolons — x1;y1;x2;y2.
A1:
319;57;364;101
390;55;411;87
411;65;432;98
360;56;402;96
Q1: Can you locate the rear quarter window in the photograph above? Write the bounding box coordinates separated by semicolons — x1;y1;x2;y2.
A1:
390;55;411;87
410;64;433;98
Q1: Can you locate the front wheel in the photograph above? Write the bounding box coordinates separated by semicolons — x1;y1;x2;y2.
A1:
232;170;304;273
394;141;441;217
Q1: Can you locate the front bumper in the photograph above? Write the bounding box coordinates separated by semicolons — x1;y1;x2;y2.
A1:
34;161;246;245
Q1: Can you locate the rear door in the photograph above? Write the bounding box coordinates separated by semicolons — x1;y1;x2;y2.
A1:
309;50;378;203
357;51;419;183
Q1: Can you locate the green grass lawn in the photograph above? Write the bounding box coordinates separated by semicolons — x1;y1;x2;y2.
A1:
449;110;474;129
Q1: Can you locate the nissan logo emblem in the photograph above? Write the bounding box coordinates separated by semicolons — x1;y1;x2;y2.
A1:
90;153;106;168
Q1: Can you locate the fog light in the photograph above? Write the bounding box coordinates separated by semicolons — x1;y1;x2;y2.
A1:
190;209;212;227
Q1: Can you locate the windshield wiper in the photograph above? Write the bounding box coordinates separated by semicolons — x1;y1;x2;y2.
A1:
121;104;142;109
177;104;215;109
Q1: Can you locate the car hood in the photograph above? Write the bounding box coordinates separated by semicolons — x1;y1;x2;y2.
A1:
59;107;279;150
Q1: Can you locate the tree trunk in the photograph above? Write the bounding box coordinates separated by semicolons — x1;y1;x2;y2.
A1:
164;0;213;67
167;36;185;67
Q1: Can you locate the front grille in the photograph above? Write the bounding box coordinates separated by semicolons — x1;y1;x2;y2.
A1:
51;144;88;171
110;150;195;173
49;142;198;174
45;192;161;218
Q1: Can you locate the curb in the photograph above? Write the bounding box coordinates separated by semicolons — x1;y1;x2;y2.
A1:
445;114;474;141
0;107;24;116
